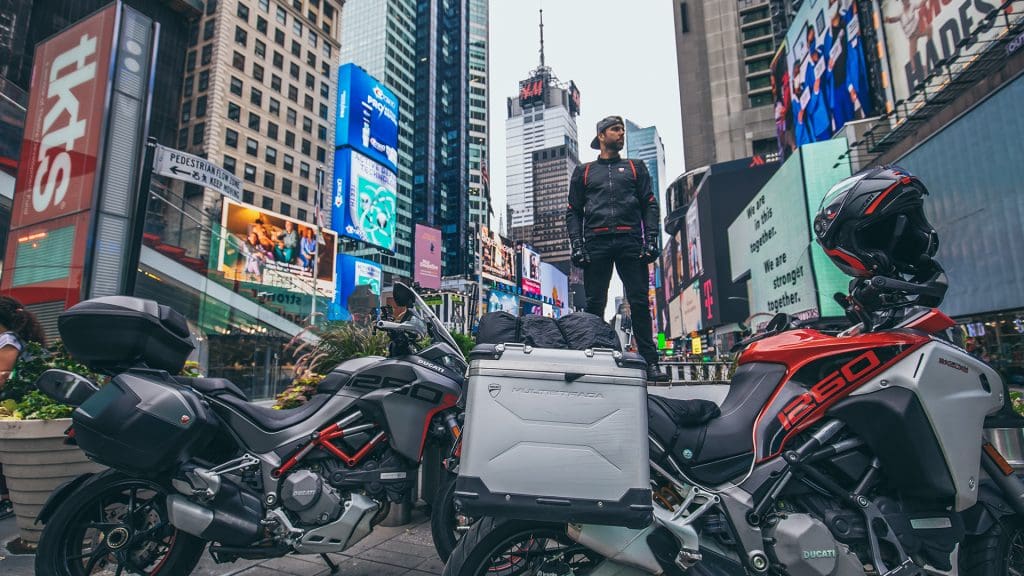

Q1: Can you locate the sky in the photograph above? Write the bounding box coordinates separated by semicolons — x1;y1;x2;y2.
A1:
487;0;684;316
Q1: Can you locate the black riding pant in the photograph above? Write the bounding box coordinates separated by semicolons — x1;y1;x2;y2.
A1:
582;234;657;366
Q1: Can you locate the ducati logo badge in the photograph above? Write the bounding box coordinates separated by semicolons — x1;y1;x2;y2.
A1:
488;383;501;398
618;167;625;172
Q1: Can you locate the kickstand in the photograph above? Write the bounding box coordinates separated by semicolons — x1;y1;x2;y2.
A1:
321;553;340;574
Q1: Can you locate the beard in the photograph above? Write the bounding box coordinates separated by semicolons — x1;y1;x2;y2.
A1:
607;139;624;152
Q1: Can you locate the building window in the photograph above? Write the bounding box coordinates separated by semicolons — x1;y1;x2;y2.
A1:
178;128;189;148
248;112;261;130
267;122;279;139
291;40;301;57
285;131;296;147
317;124;327;141
316;146;325;162
271;75;283;93
276;6;287;24
183;75;194;98
289;62;299;80
286;108;297;126
273;52;284;69
320;81;329;98
749;93;771;108
255;39;266;58
237;2;249;21
188;21;199;46
246;138;258;156
299;162;310;179
308;30;318;47
228;102;241;121
259;0;269;11
305;71;315;89
293;20;302;37
321;62;329;77
252;63;264;82
301;139;311;156
283;154;294;172
322;42;331;60
266;146;278;164
298;185;309;202
297;208;307;221
203;19;215;41
195;96;207;117
262;196;274;210
180;100;191;123
306;51;316;68
302;117;312;134
288;85;298;102
232;51;245;70
303;95;313;112
198;70;210;92
225;128;239;148
223;155;237;174
263;171;275;190
251;87;263;106
230;76;243;96
318;104;328;120
201;44;212;65
235;26;248;46
256;15;268;34
192;123;205;145
243;189;254;203
280;202;291;216
269;97;280;115
186;50;196;71
282;178;293;196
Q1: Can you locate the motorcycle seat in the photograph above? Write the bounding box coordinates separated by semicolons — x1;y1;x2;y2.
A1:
214;393;332;433
647;395;720;427
175;377;248;400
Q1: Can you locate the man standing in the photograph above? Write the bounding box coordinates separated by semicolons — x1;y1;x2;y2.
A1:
566;116;669;382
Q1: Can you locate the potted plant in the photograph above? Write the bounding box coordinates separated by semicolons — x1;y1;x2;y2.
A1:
0;341;104;552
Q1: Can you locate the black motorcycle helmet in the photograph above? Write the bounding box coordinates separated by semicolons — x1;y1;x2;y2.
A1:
813;166;938;278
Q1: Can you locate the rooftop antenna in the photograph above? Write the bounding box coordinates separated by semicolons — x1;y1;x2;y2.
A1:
539;9;545;68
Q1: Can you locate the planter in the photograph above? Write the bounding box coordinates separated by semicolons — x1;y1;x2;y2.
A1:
0;418;103;549
985;427;1024;470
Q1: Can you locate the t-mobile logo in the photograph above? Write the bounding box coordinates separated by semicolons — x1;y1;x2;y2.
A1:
703;279;713;321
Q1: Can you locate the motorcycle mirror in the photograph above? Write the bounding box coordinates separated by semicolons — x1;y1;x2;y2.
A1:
393;283;416;308
35;369;99;408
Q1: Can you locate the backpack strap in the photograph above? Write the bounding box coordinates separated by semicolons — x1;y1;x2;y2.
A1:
628;159;637;180
583;163;592;187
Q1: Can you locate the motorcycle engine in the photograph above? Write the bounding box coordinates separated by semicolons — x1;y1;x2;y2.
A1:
280;469;344;526
764;514;865;576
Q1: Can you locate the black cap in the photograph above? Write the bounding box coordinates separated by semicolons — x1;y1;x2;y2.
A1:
590;115;624;150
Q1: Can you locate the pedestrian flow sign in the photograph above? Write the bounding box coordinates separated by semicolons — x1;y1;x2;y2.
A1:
152;144;242;201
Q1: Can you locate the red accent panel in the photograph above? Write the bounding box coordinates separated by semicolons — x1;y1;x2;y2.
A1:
903;309;955;334
591;226;610;232
864;182;900;215
419;394;458;459
825;248;868;274
739;328;929;368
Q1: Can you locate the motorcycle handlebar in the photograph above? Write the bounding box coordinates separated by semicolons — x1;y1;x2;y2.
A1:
376;320;425;336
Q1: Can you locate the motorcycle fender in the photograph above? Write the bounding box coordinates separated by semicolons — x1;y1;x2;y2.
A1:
962;479;1018;536
35;472;95;525
567;523;663;574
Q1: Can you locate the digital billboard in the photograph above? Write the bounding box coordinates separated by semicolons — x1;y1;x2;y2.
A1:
218;198;337;296
329;254;382;322
681;281;703;334
881;0;1021;103
487;289;519;314
518;76;545;107
480;226;516;284
774;0;873;156
685;201;703;280
568;81;581;116
332;148;397;251
540;262;569;316
521;245;542;299
414;223;442;290
668;294;683;339
335;63;399;172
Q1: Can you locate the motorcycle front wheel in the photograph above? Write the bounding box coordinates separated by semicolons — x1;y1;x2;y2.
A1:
35;470;206;576
441;516;605;576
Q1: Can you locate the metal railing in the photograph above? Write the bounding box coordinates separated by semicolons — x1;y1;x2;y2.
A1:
658;362;734;385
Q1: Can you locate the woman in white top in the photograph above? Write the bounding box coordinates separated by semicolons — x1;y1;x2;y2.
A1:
0;296;46;520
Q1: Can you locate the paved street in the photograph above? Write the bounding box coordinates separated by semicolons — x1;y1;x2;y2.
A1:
0;507;445;576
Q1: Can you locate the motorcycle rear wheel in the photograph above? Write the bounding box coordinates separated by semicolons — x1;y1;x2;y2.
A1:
35;470;206;576
962;515;1024;576
442;516;604;576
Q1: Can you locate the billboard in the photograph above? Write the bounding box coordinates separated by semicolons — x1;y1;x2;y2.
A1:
681;281;703;333
775;0;873;155
668;294;684;339
540;262;569;316
487;289;519;314
480;226;516;284
414;223;442;290
521;245;542;299
518;76;545;107
335;63;399;172
218;198;337;296
568;81;581;116
685;201;703;280
332;148;397;251
329;254;382;322
882;0;1021;103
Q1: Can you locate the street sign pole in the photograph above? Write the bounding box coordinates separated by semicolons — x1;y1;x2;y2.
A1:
123;136;158;295
311;166;325;326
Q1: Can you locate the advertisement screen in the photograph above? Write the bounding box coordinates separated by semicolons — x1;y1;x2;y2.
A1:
521;245;542;298
218;198;337;296
332;148;397;251
1;4;118;305
480;226;516;284
668;294;684;339
329;254;382;322
539;262;569;316
568;81;581;116
522;302;543;316
335;63;399;172
518;76;545;107
775;0;873;156
882;0;1021;103
681;281;703;334
487;289;519;314
414;223;442;290
685;201;703;281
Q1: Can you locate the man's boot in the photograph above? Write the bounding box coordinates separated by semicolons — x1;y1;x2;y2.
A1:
646;363;670;383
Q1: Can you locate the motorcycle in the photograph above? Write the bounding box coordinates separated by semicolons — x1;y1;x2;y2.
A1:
443;269;1024;576
32;282;467;575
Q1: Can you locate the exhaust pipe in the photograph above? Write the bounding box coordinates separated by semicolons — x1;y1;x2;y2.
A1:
167;480;263;546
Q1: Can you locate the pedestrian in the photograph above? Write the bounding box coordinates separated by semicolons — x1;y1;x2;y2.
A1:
0;296;47;520
566;115;669;382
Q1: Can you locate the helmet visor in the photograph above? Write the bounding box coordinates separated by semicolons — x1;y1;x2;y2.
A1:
816;172;868;239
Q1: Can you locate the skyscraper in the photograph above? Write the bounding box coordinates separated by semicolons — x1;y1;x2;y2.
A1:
506;11;580;254
466;0;491;244
529;144;578;269
673;0;796;169
340;0;416;278
625;120;667;225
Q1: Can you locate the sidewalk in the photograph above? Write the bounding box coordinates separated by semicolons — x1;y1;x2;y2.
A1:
0;507;444;576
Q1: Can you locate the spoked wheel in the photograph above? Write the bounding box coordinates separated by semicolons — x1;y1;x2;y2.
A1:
442;517;604;576
36;471;205;575
963;515;1024;576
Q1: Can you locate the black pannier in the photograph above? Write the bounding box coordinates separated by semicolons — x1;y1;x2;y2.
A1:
73;371;217;473
59;296;195;373
476;311;620;351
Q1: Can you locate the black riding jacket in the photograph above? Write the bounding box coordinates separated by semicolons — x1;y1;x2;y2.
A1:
565;156;661;243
